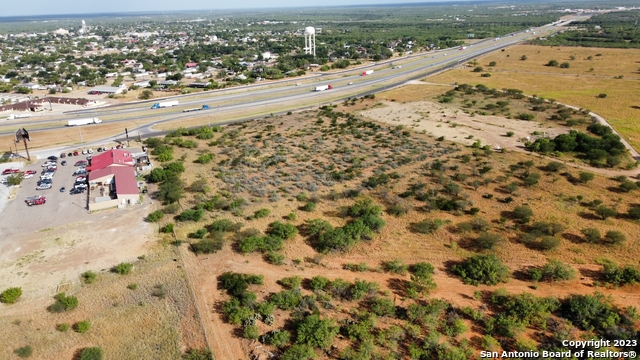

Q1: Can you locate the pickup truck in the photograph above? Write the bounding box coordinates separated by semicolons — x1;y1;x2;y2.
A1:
25;196;46;206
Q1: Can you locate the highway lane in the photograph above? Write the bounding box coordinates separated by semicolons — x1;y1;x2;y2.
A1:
4;15;586;144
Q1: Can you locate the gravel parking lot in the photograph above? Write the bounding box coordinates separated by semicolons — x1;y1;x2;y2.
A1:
1;155;90;237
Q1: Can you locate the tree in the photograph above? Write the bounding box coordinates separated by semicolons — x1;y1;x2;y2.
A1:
473;66;484;72
281;344;316;360
579;172;595;184
520;55;528;60
1;287;23;304
452;254;510;286
546;60;559;67
560;62;570;68
295;315;339;349
79;347;104;360
139;90;153;100
489;61;497;67
7;174;22;186
619;181;637;192
603;231;625;245
476;232;504;250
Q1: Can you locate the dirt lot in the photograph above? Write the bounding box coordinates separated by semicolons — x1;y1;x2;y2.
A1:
360;100;567;149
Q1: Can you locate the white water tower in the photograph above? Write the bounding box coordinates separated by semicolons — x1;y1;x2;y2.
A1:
304;26;316;56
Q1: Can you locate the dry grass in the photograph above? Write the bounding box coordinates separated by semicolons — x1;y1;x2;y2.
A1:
0;243;206;360
429;45;640;149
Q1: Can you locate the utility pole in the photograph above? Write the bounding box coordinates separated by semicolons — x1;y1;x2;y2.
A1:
15;128;31;161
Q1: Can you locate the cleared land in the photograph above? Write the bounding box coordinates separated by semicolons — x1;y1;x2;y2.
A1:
429;45;640;149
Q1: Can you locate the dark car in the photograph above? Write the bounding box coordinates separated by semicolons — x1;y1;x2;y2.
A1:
60;153;66;158
61;160;67;166
70;188;84;195
97;147;103;152
68;152;73;157
47;156;58;161
60;187;66;192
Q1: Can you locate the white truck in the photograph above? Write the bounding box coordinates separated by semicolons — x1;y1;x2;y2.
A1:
67;118;102;126
151;100;179;109
7;114;32;120
362;70;374;76
314;85;333;92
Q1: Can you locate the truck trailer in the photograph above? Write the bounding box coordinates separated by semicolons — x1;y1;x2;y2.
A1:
314;85;333;92
362;70;374;76
67;118;103;126
183;105;210;113
151;100;179;109
7;114;32;120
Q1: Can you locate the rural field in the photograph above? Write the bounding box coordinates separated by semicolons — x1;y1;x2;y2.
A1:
131;94;640;359
429;45;640;150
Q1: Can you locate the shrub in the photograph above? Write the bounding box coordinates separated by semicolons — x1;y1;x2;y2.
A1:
580;228;601;243
176;208;205;222
370;297;396;317
561;292;623;333
310;276;330;291
1;287;23;304
208;219;242;232
74;320;91;333
545;161;565;172
383;259;409;275
14;345;33;358
267;221;298;239
81;271;96;284
285;212;297;220
517;113;535;121
79;347;104;360
253;208;270;219
160;223;175;233
146;210;165;222
533;259;576;282
546;60;559;67
476;232;504;250
48;292;78;313
244;325;260;339
263;330;291;348
473;66;484;72
196;153;213;164
57;323;70;332
279;276;303;289
281;344;316;360
191;238;224;254
597;93;607;98
114;262;133;275
595;206;616;220
506;131;515;137
188;228;208;239
265;251;285;265
538;236;561;250
302;201;317;212
413;218;446;234
512;205;534;223
452;254;510;286
603;230;625;245
295;314;339;349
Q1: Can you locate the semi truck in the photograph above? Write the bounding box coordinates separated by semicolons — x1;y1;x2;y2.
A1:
7;114;32;120
362;70;374;76
67;118;103;126
314;85;333;92
183;105;210;113
151;100;179;109
25;196;46;206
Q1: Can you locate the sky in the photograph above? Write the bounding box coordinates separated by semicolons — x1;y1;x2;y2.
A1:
4;0;457;17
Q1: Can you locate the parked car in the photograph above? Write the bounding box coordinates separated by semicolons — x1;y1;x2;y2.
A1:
73;151;79;156
24;170;37;175
88;149;93;154
60;187;66;192
61;161;67;166
82;149;87;155
60;153;66;158
68;152;73;157
97;147;103;152
74;170;87;176
47;156;58;161
42;162;55;167
74;161;87;166
74;183;88;190
36;184;52;190
70;188;84;195
22;174;34;179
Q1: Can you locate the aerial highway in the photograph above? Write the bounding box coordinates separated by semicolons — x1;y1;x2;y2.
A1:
4;14;589;155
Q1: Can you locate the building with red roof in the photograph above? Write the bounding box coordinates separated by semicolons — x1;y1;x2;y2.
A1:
86;149;139;211
185;62;198;68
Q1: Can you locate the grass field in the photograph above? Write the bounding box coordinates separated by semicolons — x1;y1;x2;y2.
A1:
429;45;640;149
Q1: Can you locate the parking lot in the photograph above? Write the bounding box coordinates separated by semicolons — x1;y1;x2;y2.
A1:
1;154;90;237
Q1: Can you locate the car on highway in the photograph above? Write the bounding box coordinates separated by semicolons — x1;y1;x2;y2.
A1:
348;82;353;85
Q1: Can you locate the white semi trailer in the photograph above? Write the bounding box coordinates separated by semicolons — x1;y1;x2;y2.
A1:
67;118;103;126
